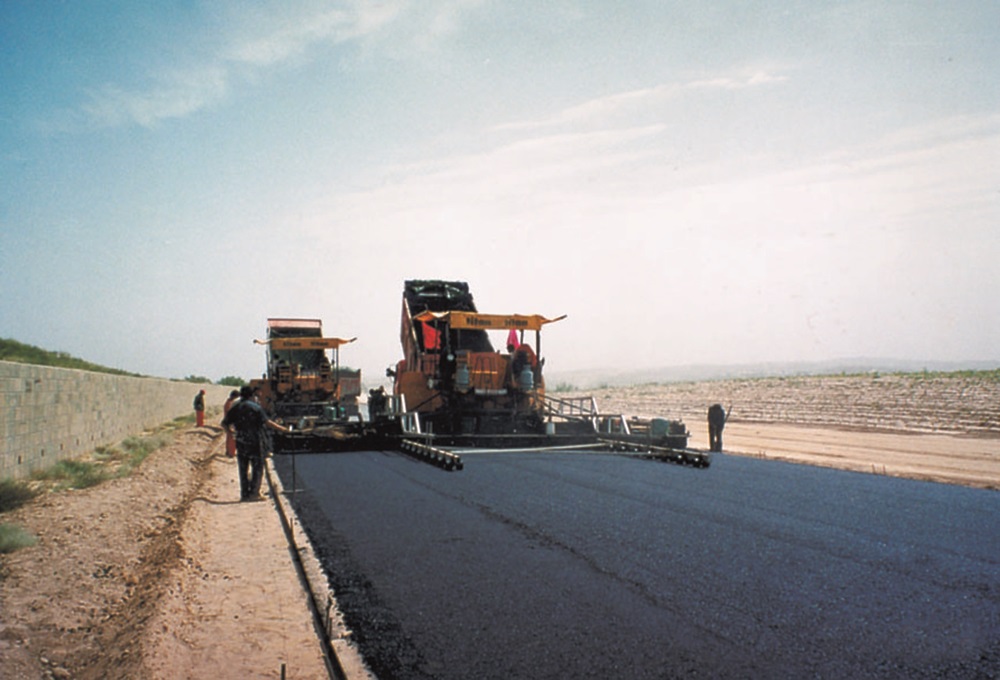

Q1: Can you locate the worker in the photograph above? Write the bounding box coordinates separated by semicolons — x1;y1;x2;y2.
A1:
223;390;240;458
193;389;206;427
221;386;290;501
708;403;727;452
510;343;538;390
511;343;537;373
368;386;387;421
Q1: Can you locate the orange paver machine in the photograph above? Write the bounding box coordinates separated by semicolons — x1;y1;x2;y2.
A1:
386;280;568;442
248;318;362;450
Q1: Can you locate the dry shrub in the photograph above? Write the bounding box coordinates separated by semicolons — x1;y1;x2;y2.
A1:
0;478;38;513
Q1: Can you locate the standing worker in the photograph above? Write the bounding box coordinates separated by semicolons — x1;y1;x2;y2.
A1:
223;390;240;458
193;389;206;428
221;386;289;501
708;403;728;452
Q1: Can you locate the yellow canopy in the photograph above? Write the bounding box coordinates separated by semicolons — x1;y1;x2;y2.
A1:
412;311;566;331
254;337;357;350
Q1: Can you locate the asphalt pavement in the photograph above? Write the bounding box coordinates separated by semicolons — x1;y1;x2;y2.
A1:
275;449;1000;679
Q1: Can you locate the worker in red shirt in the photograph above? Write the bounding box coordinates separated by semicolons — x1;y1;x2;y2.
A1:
193;389;206;427
223;390;239;457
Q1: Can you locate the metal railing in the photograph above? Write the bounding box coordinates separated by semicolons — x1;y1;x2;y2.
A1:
542;394;600;419
595;414;631;435
382;393;422;434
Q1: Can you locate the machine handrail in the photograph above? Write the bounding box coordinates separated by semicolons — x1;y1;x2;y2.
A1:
392;393;422;434
541;394;600;419
596;414;631;435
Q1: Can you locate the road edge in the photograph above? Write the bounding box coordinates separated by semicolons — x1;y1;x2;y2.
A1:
265;458;376;680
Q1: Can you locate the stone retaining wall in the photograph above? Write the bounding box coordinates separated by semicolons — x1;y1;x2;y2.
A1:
1;360;232;480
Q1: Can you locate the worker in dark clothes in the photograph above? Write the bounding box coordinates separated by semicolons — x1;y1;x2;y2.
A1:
708;403;728;452
221;386;289;501
193;389;206;427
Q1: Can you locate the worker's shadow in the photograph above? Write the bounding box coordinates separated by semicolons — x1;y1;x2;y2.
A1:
189;426;224;441
192;495;243;506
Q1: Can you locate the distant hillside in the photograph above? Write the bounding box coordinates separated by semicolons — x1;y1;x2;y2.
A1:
547;357;1000;390
0;338;141;377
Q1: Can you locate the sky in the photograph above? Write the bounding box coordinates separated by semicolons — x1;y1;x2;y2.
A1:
1;1;998;385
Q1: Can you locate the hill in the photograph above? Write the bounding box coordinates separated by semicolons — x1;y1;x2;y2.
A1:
0;338;141;377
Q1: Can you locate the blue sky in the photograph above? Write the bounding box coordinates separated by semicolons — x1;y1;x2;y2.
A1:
2;1;998;383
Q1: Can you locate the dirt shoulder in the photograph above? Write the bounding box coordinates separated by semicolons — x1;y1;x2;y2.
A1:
0;425;338;680
705;421;1000;490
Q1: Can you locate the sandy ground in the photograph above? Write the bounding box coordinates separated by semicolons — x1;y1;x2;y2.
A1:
710;422;1000;489
1;375;998;679
140;440;331;679
586;374;1000;490
0;425;366;680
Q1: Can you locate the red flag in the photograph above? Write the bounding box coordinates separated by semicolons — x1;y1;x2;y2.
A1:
422;321;441;350
506;328;520;350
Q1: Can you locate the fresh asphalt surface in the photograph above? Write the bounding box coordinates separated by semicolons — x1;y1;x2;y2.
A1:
275;449;1000;679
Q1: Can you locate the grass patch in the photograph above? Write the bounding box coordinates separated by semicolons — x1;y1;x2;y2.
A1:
173;414;196;427
0;427;180;565
0;478;39;513
30;426;178;490
0;337;141;377
93;444;126;464
32;459;110;489
117;432;172;476
0;523;37;553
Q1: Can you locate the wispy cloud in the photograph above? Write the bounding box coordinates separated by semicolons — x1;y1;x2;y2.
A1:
296;106;999;271
225;4;403;66
395;124;665;187
794;114;1000;228
835;113;1000;161
685;69;788;91
281;122;675;275
496;69;788;132
81;66;230;129
64;1;444;130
